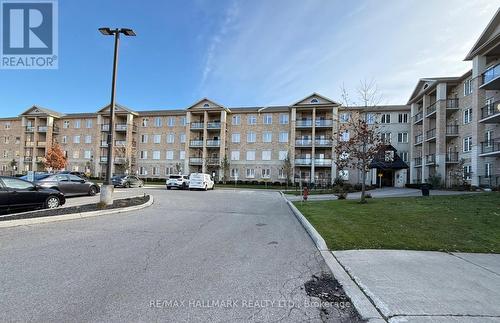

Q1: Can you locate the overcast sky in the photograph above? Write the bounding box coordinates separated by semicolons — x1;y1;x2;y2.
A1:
0;0;498;116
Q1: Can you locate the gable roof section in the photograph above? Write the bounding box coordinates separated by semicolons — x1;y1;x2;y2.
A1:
186;98;230;112
292;93;340;106
407;74;467;105
19;105;64;118
96;103;138;115
465;8;500;60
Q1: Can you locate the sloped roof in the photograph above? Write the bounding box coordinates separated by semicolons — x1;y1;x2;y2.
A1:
370;145;409;170
465;8;500;60
96;103;138;115
292;93;341;106
186;98;230;112
19;105;64;118
406;72;470;105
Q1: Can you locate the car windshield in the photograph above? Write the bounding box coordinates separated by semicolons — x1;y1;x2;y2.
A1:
169;175;181;179
112;176;126;180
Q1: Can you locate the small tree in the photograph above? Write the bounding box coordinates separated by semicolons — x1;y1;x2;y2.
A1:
44;144;67;171
282;151;292;189
10;158;17;175
220;155;230;184
175;162;183;174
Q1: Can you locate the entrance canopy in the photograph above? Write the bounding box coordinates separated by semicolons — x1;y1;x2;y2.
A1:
370;145;409;170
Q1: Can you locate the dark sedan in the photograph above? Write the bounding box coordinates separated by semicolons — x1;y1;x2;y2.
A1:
0;176;65;214
112;175;144;188
35;174;100;196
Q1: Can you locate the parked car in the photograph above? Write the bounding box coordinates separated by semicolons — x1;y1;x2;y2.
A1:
188;173;215;191
112;175;144;188
58;171;89;179
19;172;50;181
0;176;66;214
166;174;190;190
34;174;100;196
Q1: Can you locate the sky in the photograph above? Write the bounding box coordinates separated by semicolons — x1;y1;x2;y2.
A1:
0;0;499;116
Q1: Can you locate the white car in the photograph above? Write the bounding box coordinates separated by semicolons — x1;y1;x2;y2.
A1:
188;173;215;191
166;174;190;190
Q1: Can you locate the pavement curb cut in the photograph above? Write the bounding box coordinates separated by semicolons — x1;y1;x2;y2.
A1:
280;191;386;322
0;195;154;228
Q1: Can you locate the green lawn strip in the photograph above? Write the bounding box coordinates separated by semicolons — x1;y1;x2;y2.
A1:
294;193;500;253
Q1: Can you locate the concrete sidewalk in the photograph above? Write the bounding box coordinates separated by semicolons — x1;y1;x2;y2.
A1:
333;250;500;322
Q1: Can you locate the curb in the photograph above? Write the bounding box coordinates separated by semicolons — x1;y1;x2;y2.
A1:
280;192;386;322
0;195;154;229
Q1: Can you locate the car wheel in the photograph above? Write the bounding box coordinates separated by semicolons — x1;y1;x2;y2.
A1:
125;182;131;188
45;196;60;209
88;186;97;196
182;183;187;190
167;186;171;190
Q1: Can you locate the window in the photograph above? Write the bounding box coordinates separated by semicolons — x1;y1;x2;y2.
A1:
261;168;271;178
246;168;255;178
166;150;174;160
400;151;408;162
263;114;272;125
247;115;257;125
247;132;256;143
232;115;241;125
3;136;8;144
153;134;161;144
381;114;391;124
463;136;472;152
73;135;80;144
153;167;160;176
384;150;394;162
231;151;240;161
73;151;79;159
262;131;272;143
165;167;173;175
381;132;391;144
84;150;91;159
463;79;472;96
152;151;160;160
397;132;408;143
180;133;186;143
4;122;10;129
154;117;162;127
279;151;288;160
179;151;185;160
139;167;148;176
485;163;492;178
341;130;349;141
232;133;240;143
463;108;472;124
181;117;187;126
278;169;285;179
463;165;472;180
311;98;319;103
167;117;175;127
485;130;493;146
142;118;148;127
279;132;289;143
85;119;93;128
366;113;376;124
398;113;409;123
15;137;20;144
167;133;175;144
246;151;255;161
62;136;68;144
231;168;239;178
140;151;148;159
141;134;148;143
279;114;289;124
2;178;34;190
84;135;92;144
262;150;271;161
63;120;69;128
74;120;81;128
3;150;8;158
339;113;350;123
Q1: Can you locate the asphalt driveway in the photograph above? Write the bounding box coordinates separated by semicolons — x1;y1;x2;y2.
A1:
0;189;359;322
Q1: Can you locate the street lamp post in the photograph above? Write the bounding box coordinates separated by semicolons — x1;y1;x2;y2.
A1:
98;27;136;205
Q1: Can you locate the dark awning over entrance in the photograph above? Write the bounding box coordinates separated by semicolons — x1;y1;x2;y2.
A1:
369;145;409;170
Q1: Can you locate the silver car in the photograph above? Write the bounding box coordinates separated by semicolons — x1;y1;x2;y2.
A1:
35;174;100;196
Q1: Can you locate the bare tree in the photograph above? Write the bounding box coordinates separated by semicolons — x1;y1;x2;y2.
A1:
220;155;230;184
282;151;292;189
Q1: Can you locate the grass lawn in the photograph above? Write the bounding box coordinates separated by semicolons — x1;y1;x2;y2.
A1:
294;193;500;253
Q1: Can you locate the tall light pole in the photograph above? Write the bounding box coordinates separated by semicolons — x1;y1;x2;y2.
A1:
98;27;136;205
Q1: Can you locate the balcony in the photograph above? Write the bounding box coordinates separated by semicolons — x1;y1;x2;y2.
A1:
206;139;220;147
190;122;204;130
446;152;459;163
115;140;127;147
414;134;423;145
37;141;46;147
24;156;33;162
314;138;332;147
100;140;108;147
481;63;500;90
36;156;44;163
315;119;333;127
25;141;35;147
101;124;110;131
100;156;108;163
295;139;313;147
445;125;459;136
207;122;221;129
206;157;220;165
37;126;48;132
53;126;60;133
414;157;422;166
314;159;332;167
189;157;203;165
114;157;127;164
190;140;204;147
296;119;313;128
295;158;312;166
480;140;500;157
479;99;500;123
425;102;437;117
425;128;436;141
446;98;459;110
115;124;128;132
478;175;499;188
425;154;436;165
413;111;423;124
25;126;35;132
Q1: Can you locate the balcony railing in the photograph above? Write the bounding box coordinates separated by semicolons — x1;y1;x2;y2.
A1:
446;98;459;109
100;156;108;163
25;141;35;147
481;140;500;155
295;139;313;146
190;122;204;129
37;126;48;132
207;122;221;129
115;124;128;131
314;139;332;146
425;102;437;116
296;119;313;127
446;125;459;135
315;119;333;127
413;111;423;123
425;154;436;164
101;124;110;131
190;140;204;147
206;139;220;147
24;156;33;162
37;141;46;147
189;157;203;165
206;158;220;165
314;159;332;166
101;140;108;147
25;126;35;132
414;157;422;166
294;158;312;166
415;134;423;144
446;152;459;163
426;128;436;140
114;157;127;164
483;63;500;86
480;99;500;120
115;140;127;147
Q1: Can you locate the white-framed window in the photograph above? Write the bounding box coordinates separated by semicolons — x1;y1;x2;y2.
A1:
153;134;161;144
246;151;255;161
485;163;492;178
2;150;8;158
381;132;391;144
341;130;349;141
463;79;472;96
72;151;79;159
74;119;81;128
152;151;161;160
167;117;175;127
139;167;148;176
231;150;240;161
142;118;148;127
339;113;350;123
84;135;92;144
4;122;11;129
140;151;148;159
279;150;288;160
366;113;376;124
400;151;408;162
179;151;185;160
231;168;239;178
463;165;472;180
463;108;472;124
381;113;391;124
279;114;289;124
166;150;174;160
62;136;67;144
261;168;271;178
263;114;272;125
247;115;257;125
85;119;93;128
63;120;70;129
15;137;20;144
262;150;271;161
180;133;186;143
398;113;408;123
232;133;240;143
84;150;91;159
141;134;148;143
3;136;8;144
247;131;256;143
246;168;255;178
181;117;187;126
232;115;241;125
278;168;285;179
152;167;160;176
73;135;80;144
384;150;395;162
262;131;272;143
485;130;493;146
279;132;289;143
397;132;408;143
463;136;472;152
165;167;173;175
154;117;162;127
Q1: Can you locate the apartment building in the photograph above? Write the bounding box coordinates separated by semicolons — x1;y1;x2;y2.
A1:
0;94;411;186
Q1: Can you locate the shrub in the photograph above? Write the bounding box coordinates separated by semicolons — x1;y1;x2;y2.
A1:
353;183;362;191
333;176;344;187
365;192;372;198
335;192;348;199
427;174;442;189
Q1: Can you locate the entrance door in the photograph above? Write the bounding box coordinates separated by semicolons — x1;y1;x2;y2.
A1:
377;169;394;187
